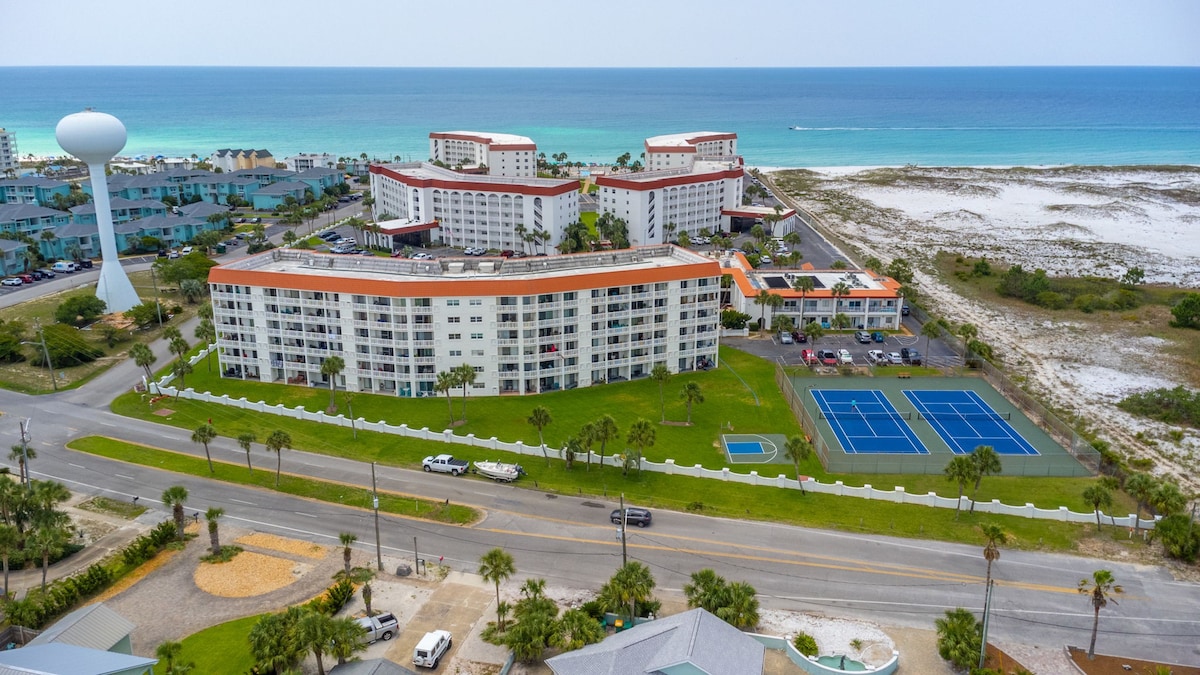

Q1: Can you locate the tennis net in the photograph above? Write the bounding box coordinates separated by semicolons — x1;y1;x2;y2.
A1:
819;410;912;421
918;411;1012;422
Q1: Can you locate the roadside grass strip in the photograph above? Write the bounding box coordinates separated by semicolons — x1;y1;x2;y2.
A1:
68;436;478;525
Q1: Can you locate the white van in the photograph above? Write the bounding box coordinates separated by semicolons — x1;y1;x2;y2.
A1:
412;629;452;668
51;261;77;273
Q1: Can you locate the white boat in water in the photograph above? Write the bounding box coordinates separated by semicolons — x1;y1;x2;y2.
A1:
473;460;524;482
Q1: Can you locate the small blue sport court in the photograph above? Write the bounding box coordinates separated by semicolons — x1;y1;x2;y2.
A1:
903;389;1040;456
810;389;928;454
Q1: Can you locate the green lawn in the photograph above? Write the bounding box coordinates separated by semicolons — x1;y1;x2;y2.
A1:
169;614;259;674
69;436;478;524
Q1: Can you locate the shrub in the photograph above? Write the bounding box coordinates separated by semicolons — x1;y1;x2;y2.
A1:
792;632;819;656
1034;291;1067;310
1154;514;1200;562
54;295;108;326
30;324;103;366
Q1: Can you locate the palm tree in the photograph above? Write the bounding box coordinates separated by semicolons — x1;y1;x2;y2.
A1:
162;485;189;541
752;290;782;332
624;419;655;476
170;359;193;394
1125;473;1156;534
129;342;157;381
1082;483;1114;531
715;581;760;630
266;430;292;487
560;435;582;471
552;608;605;651
944;456;980;520
435;370;458;425
191;423;218;473
27;522;70;592
679;382;704;424
935;607;982;670
320;355;345;412
592;415;619;472
969;445;1002;512
784;436;813;493
193;317;216;372
578;421;596;472
0;523;18;598
479;547;516;630
205;507;224;556
455;363;477;422
180;279;205;305
527;405;553;466
792;275;816;328
327;615;366;666
237;432;256;474
830;281;851;319
1151;481;1186;518
921;319;942;360
684;569;726;612
650;363;671;422
980;523;1008;597
297;609;336;675
339;532;357;576
804;321;825;350
602;561;656;623
8;444;35;485
155;641;185;674
1079;569;1123;659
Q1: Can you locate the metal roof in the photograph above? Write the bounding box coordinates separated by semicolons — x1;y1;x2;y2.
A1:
27;603;135;652
0;644;155;675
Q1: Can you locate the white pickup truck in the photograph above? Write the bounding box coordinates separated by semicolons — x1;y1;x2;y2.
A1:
422;454;468;476
355;612;399;642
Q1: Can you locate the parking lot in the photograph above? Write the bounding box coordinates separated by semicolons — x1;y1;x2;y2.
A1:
725;320;962;370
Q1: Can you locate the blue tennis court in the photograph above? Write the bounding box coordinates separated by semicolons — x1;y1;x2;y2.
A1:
903;389;1040;456
811;389;928;454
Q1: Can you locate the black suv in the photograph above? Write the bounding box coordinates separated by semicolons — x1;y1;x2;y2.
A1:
610;507;652;528
900;348;923;365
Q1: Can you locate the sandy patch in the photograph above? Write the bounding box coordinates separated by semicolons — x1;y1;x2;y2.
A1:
760;609;895;667
194;551;310;597
235;532;329;559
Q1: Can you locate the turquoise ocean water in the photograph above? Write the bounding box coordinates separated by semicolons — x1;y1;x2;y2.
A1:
2;67;1198;167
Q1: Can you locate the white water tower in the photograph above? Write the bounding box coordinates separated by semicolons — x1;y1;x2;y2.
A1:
56;109;140;313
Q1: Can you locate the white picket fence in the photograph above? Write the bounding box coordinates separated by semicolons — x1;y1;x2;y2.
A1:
150;347;1156;530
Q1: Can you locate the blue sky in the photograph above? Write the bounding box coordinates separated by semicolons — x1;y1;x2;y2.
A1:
5;0;1198;67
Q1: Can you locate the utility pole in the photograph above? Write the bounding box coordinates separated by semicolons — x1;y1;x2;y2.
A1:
149;265;163;328
19;418;31;489
414;536;420;577
978;578;994;670
371;462;383;571
619;493;627;567
34;320;57;391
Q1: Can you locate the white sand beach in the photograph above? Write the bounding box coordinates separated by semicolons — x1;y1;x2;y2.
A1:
768;165;1200;492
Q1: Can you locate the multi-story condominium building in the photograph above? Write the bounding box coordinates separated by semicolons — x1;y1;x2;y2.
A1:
369;162;579;252
429;131;537;178
208;246;721;397
0;203;72;240
70;197;168;225
596;159;744;246
0;177;70;206
724;252;904;330
209;148;275;173
644;132;738;171
0;129;17;175
283;153;338;172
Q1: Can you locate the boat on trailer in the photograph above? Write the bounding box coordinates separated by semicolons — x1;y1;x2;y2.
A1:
473;460;524;482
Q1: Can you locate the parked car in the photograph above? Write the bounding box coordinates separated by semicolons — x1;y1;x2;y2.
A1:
818;349;838;366
610;507;652;527
901;305;911;316
778;331;793;345
167;250;180;259
801;349;817;365
356;612;399;643
1;277;23;287
871;331;885;343
411;252;433;260
180;246;193;255
855;331;872;344
886;352;903;365
900;348;923;365
38;268;55;278
791;330;807;343
837;349;853;365
77;259;93;269
866;349;886;364
758;255;772;265
17;274;34;284
413;630;452;669
422;454;468;476
51;261;77;273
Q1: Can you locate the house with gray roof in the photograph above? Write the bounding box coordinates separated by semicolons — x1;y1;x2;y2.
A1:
329;658;419;675
0;203;72;240
0;238;30;276
91;174;182;202
0;644;155;675
70;197;167;225
27;603;137;654
251;179;311;211
544;608;765;675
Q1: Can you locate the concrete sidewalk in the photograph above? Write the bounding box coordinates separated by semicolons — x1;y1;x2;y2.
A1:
384;571;493;669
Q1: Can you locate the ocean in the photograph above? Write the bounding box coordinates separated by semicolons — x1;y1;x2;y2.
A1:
2;67;1198;168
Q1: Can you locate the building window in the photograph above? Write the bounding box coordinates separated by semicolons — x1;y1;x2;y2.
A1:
470;316;482;323
447;317;461;323
471;333;483;339
449;333;461;340
449;350;462;357
469;299;483;305
447;299;460;306
472;349;485;356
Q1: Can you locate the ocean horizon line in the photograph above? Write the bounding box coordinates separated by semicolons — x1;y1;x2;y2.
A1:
4;64;1199;71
